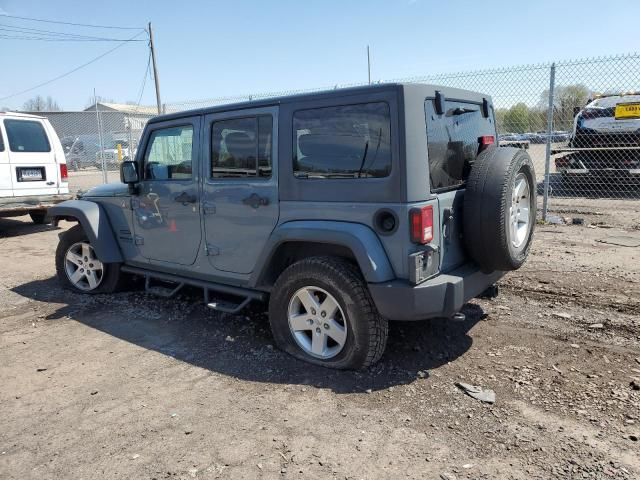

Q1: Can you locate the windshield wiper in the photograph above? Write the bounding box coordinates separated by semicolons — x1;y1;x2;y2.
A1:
451;107;478;115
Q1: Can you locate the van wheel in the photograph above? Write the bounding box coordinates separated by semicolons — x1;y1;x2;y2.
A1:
55;224;125;294
268;256;388;370
29;211;47;224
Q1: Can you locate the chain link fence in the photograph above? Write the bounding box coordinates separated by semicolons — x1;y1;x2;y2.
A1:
165;52;640;216
36;53;640;214
34;109;153;194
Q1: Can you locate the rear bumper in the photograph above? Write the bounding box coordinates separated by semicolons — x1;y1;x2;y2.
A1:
368;265;505;321
0;194;74;215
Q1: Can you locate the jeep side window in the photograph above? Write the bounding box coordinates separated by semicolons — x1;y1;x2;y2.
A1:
143;125;193;180
211;115;273;178
425;99;495;192
293;102;391;179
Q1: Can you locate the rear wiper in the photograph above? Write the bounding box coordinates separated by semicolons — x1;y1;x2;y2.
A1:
451;107;478;115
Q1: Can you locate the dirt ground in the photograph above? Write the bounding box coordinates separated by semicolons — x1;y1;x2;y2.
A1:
1;200;639;480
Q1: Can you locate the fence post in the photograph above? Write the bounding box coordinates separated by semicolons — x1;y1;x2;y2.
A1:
94;96;107;185
542;63;556;221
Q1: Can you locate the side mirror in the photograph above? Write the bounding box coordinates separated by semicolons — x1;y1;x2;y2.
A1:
573;106;581;117
120;160;139;184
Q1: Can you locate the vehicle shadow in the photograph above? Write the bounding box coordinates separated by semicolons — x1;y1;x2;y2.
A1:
0;216;55;238
12;277;484;394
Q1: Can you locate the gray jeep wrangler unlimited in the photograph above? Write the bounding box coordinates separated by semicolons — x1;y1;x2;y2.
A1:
49;84;536;369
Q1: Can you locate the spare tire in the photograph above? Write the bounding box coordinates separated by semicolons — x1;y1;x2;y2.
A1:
463;147;536;272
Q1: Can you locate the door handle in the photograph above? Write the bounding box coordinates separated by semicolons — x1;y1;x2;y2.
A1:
242;193;269;209
174;192;197;205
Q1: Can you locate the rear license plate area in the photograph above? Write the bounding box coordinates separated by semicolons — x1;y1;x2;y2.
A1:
17;167;45;182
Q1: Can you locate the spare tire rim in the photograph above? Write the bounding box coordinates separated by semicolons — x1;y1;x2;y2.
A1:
287;286;347;360
510;173;531;249
64;241;104;291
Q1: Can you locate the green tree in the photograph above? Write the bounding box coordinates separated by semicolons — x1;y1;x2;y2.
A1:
503;103;531;133
539;84;591;131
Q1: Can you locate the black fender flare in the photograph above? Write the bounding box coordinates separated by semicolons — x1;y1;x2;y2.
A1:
48;200;123;263
250;220;395;287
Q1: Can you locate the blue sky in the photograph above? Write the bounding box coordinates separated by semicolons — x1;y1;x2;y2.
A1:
1;0;638;110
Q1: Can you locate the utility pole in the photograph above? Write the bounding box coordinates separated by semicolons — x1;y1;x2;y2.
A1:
367;45;371;85
148;22;162;115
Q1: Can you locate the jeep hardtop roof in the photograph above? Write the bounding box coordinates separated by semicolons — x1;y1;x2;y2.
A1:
151;83;492;124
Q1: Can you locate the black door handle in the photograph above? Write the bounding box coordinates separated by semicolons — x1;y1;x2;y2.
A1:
242;193;269;208
175;192;197;205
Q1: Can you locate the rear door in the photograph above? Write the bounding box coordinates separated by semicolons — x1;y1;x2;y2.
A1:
3;118;59;196
425;98;496;272
202;107;279;275
0;122;11;197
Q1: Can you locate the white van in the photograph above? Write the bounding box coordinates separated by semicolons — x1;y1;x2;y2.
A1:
0;112;72;224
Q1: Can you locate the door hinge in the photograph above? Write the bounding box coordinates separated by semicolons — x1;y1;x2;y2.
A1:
205;243;219;256
134;235;144;246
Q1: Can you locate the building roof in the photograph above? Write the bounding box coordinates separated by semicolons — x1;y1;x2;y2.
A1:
84;102;158;115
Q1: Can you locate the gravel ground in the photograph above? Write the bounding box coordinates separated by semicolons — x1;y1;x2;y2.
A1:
1;201;639;480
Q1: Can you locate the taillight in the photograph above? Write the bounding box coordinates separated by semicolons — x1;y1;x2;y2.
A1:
409;206;433;244
60;163;68;181
479;135;495;152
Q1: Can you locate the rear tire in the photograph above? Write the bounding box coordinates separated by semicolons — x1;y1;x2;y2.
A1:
464;147;536;272
55;224;125;294
29;211;47;224
268;256;388;370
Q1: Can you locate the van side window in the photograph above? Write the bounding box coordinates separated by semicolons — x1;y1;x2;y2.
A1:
144;125;193;180
211;115;273;178
4;120;51;153
425;99;495;192
293;102;391;179
0;128;4;152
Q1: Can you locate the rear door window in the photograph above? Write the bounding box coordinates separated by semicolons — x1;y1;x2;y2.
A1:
425;99;495;192
293;102;391;179
4;120;51;153
211;115;273;178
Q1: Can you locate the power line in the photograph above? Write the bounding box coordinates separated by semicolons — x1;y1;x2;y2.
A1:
0;13;145;30
0;23;146;41
0;34;145;42
132;50;152;113
0;30;146;101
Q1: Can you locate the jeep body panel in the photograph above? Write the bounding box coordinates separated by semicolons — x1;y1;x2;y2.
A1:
251;220;395;287
48;199;123;263
369;266;505;321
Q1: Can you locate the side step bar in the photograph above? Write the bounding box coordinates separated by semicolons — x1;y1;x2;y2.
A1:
121;265;266;314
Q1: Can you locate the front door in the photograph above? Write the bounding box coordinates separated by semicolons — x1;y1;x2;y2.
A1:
202;107;279;275
132;117;202;265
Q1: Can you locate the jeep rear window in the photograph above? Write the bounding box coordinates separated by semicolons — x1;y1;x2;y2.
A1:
293;102;391;179
4;120;51;153
425;99;495;192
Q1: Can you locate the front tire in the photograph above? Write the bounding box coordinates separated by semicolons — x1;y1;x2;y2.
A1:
268;257;388;370
55;224;125;294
